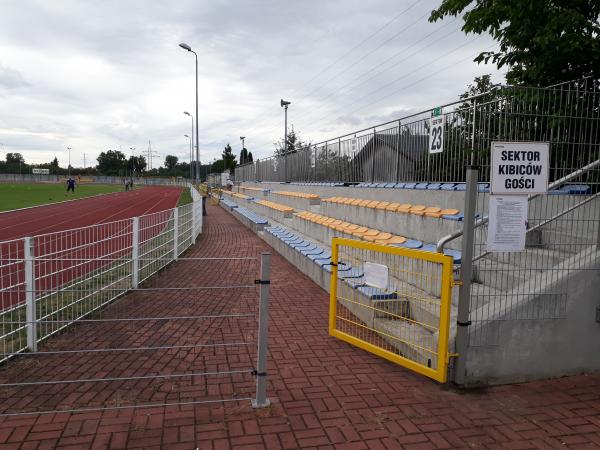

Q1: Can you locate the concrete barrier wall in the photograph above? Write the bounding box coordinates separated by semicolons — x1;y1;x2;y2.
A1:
464;247;600;385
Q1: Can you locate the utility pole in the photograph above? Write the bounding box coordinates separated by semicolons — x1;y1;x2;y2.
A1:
83;153;87;169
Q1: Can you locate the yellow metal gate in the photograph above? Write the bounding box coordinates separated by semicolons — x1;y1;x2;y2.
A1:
329;238;454;382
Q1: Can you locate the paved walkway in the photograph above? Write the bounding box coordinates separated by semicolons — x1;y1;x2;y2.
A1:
0;204;599;449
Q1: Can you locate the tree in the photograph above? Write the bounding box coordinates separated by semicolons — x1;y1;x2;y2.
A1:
164;155;178;172
96;149;126;176
429;0;600;86
222;144;237;171
5;153;24;164
247;151;253;163
50;157;59;171
127;155;147;175
240;148;249;165
274;128;311;156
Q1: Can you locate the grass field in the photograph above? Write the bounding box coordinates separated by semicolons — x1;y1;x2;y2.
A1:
177;187;193;206
0;183;122;212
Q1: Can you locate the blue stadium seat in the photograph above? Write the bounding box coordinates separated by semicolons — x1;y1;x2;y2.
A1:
426;183;442;190
415;183;429;190
221;199;238;209
442;213;464;221
440;183;456;191
394;183;406;189
454;183;466;191
384;182;396;188
404;182;417;189
399;239;423;249
357;286;398;300
236;207;268;225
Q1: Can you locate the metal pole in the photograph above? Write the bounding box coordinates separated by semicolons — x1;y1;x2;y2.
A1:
194;52;200;183
371;128;376;182
173;208;179;260
132;217;139;288
24;236;37;352
284;106;288;182
453;166;478;385
252;252;271;408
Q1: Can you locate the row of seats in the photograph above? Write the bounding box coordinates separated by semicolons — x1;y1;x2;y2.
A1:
234;206;268;225
240;186;266;192
272;190;320;200
220;198;238;209
255;199;294;213
322;197;460;219
265;226;398;300
222;191;253;200
295;211;461;263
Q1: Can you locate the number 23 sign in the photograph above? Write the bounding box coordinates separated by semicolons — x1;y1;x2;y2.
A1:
429;112;444;154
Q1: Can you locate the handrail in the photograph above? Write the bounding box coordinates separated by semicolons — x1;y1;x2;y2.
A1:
436;157;600;253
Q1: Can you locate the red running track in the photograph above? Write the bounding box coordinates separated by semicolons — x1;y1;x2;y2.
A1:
0;186;183;311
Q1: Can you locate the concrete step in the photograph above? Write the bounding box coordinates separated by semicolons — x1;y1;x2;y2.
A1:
486;247;567;270
375;318;439;369
473;259;534;292
539;229;595;253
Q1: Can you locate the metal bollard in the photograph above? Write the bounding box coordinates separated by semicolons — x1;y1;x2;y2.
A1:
24;236;37;352
252;252;271;408
132;217;139;289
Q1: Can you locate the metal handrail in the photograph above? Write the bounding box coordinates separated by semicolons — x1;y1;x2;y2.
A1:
436;157;600;253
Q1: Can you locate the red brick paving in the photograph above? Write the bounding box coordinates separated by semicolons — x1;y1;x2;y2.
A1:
0;204;599;449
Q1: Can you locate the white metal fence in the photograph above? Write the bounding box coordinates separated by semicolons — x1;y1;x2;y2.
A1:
0;185;203;363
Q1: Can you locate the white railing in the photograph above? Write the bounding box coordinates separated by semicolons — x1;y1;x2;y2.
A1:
0;185;203;362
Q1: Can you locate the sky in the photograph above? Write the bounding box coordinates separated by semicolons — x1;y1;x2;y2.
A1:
0;0;503;169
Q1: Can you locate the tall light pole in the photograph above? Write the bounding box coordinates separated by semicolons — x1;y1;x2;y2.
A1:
184;134;192;179
67;147;72;176
280;99;291;182
183;111;194;179
179;43;200;183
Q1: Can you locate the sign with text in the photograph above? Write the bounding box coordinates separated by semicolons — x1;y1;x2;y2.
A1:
429;110;444;154
491;141;549;194
32;168;50;175
486;195;528;252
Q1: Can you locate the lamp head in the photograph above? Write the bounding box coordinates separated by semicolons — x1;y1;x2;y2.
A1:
280;99;291;107
184;134;189;138
179;43;192;52
240;136;245;140
183;111;191;117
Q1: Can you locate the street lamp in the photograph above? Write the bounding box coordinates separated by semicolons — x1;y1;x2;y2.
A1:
184;134;192;179
179;42;200;183
183;111;194;179
67;147;72;176
129;147;136;176
240;136;246;164
280;99;291;181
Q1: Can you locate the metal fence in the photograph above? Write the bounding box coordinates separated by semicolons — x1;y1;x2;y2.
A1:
0;173;192;186
236;78;599;185
0;252;272;415
329;237;454;383
0;185;202;363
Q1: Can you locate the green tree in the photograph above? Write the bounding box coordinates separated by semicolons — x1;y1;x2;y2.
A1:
247;151;253;163
429;0;600;85
274;129;311;156
240;148;249;165
222;144;237;171
96;149;126;176
164;155;178;172
127;155;147;175
5;153;24;164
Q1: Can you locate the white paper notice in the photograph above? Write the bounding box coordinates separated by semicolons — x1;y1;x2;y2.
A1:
486;195;528;252
363;262;389;289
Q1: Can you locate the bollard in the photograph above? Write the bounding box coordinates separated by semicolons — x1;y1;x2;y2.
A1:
252;252;271;408
132;217;139;289
24;237;37;352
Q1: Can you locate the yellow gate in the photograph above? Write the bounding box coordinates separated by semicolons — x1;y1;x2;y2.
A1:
329;237;454;382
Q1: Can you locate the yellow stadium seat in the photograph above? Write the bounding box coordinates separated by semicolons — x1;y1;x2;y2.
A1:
350;227;369;236
376;235;407;245
375;202;390;210
409;205;426;215
365;201;380;208
363;232;392;242
396;203;412;212
358;200;371;207
425;208;460;218
350;199;362;206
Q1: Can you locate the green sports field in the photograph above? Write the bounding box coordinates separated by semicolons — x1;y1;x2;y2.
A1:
0;183;123;212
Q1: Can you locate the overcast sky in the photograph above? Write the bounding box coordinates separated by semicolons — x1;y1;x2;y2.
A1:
0;0;503;168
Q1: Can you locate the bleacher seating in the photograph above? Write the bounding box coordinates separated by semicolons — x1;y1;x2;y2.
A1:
220;198;238;210
322;196;460;219
272;190;319;200
255;199;294;216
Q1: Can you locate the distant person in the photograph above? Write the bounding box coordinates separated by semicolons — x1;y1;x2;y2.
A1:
226;179;233;191
66;177;76;193
129;178;134;190
123;178;129;191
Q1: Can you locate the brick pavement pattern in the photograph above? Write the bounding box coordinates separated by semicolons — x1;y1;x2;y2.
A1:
0;204;599;449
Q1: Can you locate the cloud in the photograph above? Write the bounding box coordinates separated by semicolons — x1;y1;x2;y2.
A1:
0;0;503;166
0;65;30;89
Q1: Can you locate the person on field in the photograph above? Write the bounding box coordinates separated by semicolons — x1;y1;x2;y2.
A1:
123;178;129;191
66;177;76;193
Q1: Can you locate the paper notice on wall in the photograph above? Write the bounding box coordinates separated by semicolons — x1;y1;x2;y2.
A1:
486;195;528;252
364;262;389;289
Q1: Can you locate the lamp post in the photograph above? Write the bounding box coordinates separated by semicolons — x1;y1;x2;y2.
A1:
280;99;291;182
179;43;200;183
184;134;192;180
183;111;194;179
129;147;136;176
67;147;72;176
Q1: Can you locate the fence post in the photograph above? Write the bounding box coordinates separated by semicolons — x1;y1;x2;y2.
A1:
371;128;376;182
252;252;271;408
24;236;37;352
453;166;478;385
132;217;139;289
173;208;179;260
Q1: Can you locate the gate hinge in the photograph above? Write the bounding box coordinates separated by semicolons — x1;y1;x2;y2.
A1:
447;352;459;362
451;280;463;287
